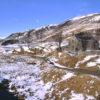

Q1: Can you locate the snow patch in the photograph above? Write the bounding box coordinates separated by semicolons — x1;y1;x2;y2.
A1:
72;16;86;21
83;55;97;62
95;58;100;64
62;72;75;80
72;13;99;21
22;46;30;52
0;61;52;100
70;91;84;100
87;62;97;67
75;55;97;68
91;16;100;21
70;91;95;100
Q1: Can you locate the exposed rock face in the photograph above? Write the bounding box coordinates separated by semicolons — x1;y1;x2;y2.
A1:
1;13;100;52
2;39;19;45
75;31;100;51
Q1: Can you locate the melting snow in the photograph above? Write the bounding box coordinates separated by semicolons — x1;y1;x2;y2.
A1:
1;44;32;54
91;16;100;21
95;58;100;64
72;15;86;21
22;46;30;52
72;13;99;21
75;55;98;68
83;55;97;63
70;92;84;100
0;61;52;100
0;55;75;100
54;72;75;85
62;72;75;80
87;62;97;67
70;91;95;100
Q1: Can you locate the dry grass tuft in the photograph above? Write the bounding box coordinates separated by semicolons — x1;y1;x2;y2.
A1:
45;75;100;99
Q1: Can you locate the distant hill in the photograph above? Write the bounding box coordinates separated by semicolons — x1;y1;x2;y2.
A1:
1;13;100;51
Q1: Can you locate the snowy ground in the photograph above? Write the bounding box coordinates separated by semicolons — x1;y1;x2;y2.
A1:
75;54;100;68
0;53;75;100
0;45;100;100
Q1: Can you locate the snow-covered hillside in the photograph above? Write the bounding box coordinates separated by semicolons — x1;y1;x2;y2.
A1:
0;43;100;100
0;13;100;100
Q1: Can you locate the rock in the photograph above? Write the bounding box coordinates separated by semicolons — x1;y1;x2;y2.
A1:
0;79;18;100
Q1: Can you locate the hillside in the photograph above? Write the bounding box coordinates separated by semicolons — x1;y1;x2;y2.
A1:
0;13;100;100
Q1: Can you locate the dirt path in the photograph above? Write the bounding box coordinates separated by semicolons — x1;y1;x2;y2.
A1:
1;54;100;77
33;55;100;77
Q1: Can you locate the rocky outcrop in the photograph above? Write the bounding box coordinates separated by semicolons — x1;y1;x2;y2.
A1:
75;31;100;51
1;39;19;45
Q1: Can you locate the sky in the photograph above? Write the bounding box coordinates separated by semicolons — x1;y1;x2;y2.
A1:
0;0;100;37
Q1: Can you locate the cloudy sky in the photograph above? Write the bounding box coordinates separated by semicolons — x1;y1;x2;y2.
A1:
0;0;100;37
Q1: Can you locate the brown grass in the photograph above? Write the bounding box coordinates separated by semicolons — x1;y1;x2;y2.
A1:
41;68;66;83
45;75;100;99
